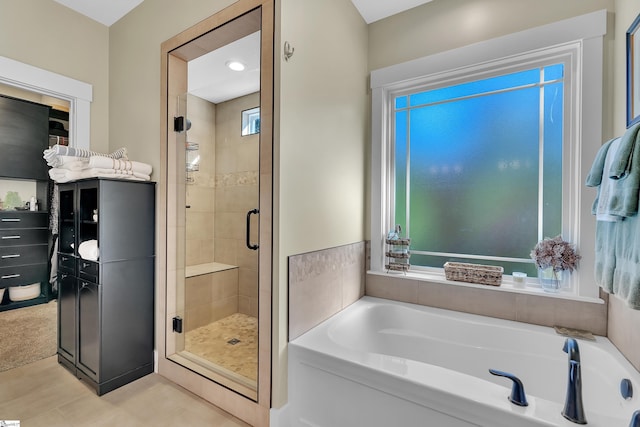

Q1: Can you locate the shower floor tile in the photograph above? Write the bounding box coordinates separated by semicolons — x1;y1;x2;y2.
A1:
185;313;258;382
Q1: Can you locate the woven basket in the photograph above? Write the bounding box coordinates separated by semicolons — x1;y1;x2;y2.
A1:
443;262;503;286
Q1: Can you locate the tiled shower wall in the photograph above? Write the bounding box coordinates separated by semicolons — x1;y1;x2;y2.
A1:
185;269;239;332
184;93;260;323
185;94;216;266
214;93;260;317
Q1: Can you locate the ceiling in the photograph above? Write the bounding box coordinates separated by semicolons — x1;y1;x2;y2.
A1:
53;0;434;27
53;0;144;26
52;0;433;103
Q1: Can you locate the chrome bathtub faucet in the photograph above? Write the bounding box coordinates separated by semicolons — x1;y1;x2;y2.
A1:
562;338;587;424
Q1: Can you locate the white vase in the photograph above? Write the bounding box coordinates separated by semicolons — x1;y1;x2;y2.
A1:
538;267;563;293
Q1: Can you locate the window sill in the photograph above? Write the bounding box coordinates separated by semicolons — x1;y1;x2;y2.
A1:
367;269;606;305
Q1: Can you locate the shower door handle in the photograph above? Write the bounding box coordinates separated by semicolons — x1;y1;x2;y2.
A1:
246;208;259;250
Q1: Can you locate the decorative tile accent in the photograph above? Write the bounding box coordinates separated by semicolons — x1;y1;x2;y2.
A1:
288;242;365;340
215;171;259;188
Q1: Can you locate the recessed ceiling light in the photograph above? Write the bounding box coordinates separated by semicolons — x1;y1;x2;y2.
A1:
226;60;246;71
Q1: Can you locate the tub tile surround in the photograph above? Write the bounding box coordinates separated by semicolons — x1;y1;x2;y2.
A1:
608;295;640;372
366;272;608;336
288;242;366;340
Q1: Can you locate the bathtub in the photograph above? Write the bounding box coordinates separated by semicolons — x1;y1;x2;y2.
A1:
287;297;640;427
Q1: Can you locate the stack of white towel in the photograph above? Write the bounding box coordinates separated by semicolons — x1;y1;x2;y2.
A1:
44;145;152;183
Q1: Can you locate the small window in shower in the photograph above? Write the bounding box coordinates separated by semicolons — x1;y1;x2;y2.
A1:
241;106;260;136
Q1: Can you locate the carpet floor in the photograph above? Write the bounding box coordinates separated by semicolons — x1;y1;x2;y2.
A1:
0;300;57;372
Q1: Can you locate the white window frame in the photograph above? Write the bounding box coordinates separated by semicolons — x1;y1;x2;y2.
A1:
370;10;607;300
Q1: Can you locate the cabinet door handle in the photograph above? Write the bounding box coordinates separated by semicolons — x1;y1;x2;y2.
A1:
82;262;91;269
1;218;20;222
1;274;20;279
1;235;21;240
1;254;20;259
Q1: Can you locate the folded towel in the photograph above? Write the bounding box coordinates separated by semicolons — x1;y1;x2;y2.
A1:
83;168;150;181
48;167;150;183
89;156;152;176
78;240;99;261
56;156;90;171
586;123;640;217
44;145;128;167
48;168;84;183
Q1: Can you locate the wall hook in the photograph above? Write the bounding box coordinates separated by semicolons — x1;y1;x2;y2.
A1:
284;41;294;61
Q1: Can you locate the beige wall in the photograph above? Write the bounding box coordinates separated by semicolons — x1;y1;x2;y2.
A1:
0;0;109;153
368;0;614;71
108;0;237;181
608;0;640;373
275;0;369;408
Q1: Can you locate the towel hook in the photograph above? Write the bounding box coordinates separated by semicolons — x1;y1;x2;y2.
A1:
284;41;294;62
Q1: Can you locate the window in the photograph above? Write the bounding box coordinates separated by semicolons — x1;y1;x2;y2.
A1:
370;10;606;299
242;106;260;136
392;64;566;278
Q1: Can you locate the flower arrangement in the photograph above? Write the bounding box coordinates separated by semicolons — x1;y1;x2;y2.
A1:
530;235;581;272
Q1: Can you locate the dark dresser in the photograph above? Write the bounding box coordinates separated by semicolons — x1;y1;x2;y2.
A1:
56;178;155;395
0;211;50;310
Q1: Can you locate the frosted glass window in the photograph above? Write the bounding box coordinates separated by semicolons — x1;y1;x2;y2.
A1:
394;66;563;276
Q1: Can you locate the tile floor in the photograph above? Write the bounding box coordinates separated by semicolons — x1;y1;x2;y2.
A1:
185;313;258;382
0;356;250;427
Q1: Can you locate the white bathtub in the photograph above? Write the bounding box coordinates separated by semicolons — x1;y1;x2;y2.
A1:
287;297;640;427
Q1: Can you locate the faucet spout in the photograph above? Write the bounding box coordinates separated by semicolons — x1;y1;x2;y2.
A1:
562;338;587;424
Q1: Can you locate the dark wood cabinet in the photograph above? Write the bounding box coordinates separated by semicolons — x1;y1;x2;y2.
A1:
0;211;51;311
0;95;50;181
56;178;155;395
0;94;53;311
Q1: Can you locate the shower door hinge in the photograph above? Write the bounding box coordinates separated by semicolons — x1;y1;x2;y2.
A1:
172;316;183;333
173;116;191;133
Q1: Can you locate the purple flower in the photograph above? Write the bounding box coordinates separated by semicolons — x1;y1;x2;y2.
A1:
530;235;581;272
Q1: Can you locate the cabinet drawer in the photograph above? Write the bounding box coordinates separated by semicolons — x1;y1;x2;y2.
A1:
0;263;47;287
79;259;99;283
58;253;76;274
0;228;48;246
0;212;48;229
0;244;48;268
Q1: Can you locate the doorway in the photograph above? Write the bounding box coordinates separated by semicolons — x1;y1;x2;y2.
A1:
159;0;273;423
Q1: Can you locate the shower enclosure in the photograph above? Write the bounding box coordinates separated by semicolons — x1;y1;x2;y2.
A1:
163;5;271;403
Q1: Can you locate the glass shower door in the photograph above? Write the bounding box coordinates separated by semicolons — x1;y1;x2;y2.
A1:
167;85;261;400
